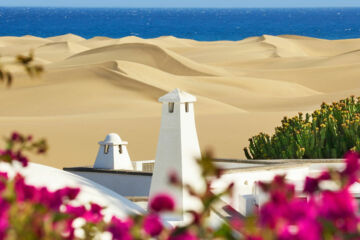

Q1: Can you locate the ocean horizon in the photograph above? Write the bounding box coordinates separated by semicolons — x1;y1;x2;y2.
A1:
0;7;360;40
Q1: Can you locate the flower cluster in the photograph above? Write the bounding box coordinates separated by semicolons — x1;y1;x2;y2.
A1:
0;132;47;167
0;132;108;239
238;151;360;239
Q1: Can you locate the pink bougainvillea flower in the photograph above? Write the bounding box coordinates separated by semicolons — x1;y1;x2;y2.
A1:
303;176;319;194
342;151;360;186
15;152;28;167
59;187;80;201
259;175;295;204
303;170;331;194
246;237;263;240
0;198;9;240
143;214;163;237
0;217;8;240
169;171;180;185
318;189;359;232
278;219;322;240
14;174;36;202
11;132;20;141
0;149;28;167
44;188;63;210
14;177;75;211
108;216;133;240
149;193;175;213
318;171;331;181
66;203;103;223
65;205;86;217
82;203;103;223
0;172;7;179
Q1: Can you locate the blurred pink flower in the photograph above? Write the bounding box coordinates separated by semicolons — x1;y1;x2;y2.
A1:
246;237;263;240
65;205;86;217
82;203;103;223
318;189;359;232
143;214;163;237
169;171;180;185
0;198;9;240
149;193;175;213
342;151;360;185
108;216;133;240
11;132;20;141
0;149;28;167
15;152;28;167
303;176;319;194
59;187;80;200
278;219;321;240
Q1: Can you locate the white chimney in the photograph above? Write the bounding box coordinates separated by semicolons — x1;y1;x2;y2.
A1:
149;88;204;221
93;133;133;170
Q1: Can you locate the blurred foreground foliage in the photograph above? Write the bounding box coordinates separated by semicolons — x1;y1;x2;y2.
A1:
0;51;43;87
244;95;360;159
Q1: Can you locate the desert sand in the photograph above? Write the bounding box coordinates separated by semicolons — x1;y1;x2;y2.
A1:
0;34;360;168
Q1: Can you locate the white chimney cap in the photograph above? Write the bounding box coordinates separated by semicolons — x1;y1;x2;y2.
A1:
159;88;197;103
98;133;128;146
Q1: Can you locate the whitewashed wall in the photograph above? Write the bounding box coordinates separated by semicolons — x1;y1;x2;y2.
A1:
64;170;152;197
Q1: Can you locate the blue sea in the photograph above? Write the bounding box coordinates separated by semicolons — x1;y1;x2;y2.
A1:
0;7;360;40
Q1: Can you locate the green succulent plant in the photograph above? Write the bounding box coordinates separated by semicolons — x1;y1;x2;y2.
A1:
244;96;360;159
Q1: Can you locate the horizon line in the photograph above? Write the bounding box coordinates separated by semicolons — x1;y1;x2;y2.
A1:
1;6;360;9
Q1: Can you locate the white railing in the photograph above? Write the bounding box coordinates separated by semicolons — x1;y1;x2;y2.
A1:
132;160;155;172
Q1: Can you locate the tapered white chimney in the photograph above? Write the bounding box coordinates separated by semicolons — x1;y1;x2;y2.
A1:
149;88;203;221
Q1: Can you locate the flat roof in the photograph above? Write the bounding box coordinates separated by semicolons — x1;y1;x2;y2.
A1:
64;159;344;176
220;159;344;174
63;167;153;176
214;158;343;164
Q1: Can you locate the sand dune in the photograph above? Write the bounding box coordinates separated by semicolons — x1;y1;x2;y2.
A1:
47;33;86;42
1;34;360;168
35;41;89;61
62;43;224;76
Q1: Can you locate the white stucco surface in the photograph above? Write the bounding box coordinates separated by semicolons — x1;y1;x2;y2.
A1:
66;170;152;197
0;162;145;219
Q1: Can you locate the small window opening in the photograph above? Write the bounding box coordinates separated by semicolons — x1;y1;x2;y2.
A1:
104;145;109;154
185;102;189;112
168;102;174;113
119;145;123;154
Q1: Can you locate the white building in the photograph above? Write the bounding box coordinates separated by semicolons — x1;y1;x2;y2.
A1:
64;89;360;225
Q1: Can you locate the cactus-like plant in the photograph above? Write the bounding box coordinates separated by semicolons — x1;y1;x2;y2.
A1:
244;96;360;159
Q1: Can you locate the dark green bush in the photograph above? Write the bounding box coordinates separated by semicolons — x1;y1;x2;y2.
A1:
244;96;360;159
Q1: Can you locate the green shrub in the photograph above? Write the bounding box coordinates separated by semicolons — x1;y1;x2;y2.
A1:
244;96;360;159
